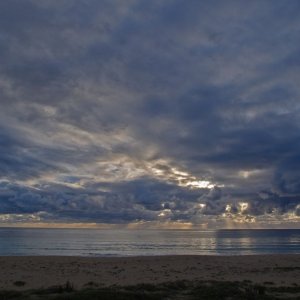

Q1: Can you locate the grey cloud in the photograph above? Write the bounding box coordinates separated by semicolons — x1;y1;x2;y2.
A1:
0;0;300;225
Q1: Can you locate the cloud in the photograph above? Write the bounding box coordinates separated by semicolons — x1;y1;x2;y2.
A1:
0;0;300;227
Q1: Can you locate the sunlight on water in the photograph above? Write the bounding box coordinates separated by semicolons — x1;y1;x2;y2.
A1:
0;228;299;256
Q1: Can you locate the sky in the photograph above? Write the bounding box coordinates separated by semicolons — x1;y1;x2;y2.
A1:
0;0;300;229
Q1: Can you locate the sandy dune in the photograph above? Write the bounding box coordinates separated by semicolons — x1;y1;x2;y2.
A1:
0;255;299;290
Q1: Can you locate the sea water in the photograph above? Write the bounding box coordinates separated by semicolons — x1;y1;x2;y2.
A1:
0;228;299;256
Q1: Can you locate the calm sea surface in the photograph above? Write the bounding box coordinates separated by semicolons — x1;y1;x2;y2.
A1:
0;228;299;256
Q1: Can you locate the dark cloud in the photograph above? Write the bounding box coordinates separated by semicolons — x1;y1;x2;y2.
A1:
0;0;300;226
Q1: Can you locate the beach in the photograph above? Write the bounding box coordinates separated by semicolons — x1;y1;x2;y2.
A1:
1;254;299;291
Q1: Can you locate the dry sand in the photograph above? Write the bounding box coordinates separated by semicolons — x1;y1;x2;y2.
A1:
0;255;299;290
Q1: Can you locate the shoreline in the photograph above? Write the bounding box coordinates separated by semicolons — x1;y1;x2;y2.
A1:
0;254;300;291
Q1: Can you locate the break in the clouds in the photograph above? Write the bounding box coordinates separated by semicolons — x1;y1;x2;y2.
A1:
0;0;300;228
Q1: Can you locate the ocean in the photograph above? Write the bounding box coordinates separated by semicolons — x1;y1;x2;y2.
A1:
0;228;299;256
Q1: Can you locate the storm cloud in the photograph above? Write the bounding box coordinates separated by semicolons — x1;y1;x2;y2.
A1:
0;0;300;227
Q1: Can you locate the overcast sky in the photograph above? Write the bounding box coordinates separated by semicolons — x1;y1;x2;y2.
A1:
0;0;300;228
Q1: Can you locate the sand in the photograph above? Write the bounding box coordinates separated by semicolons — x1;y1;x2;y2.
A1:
0;255;299;290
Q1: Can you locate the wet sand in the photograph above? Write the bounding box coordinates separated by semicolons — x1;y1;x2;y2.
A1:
0;255;299;290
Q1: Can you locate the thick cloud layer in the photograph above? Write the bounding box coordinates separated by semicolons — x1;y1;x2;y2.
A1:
0;0;300;227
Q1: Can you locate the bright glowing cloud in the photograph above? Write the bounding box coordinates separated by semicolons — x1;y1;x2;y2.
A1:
239;202;249;213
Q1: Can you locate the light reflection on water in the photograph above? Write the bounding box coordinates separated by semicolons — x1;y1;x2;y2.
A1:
0;228;299;256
